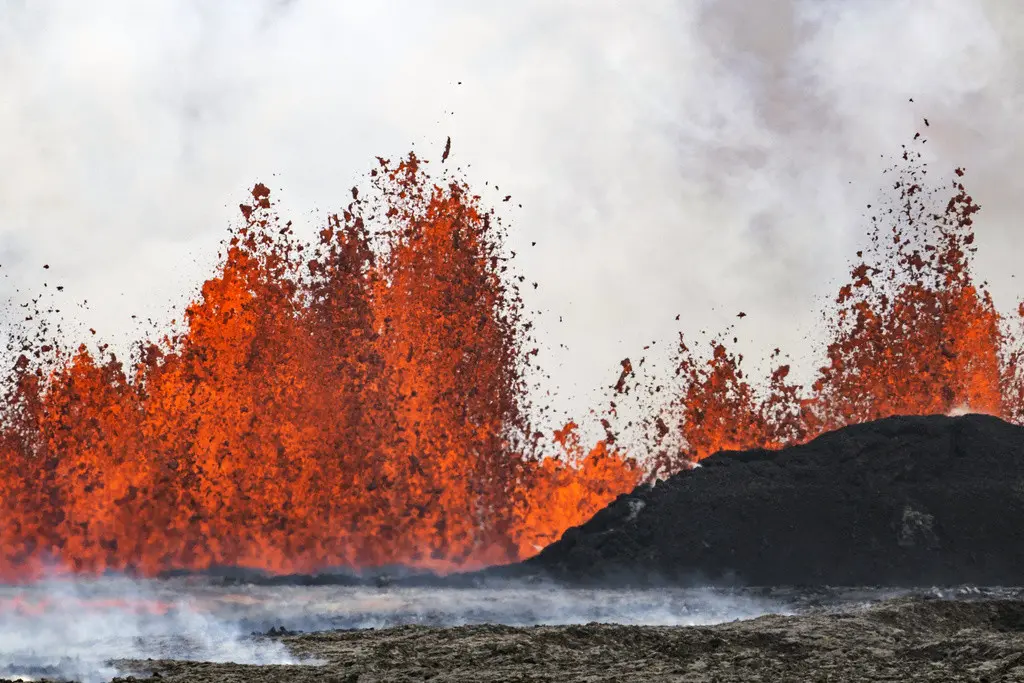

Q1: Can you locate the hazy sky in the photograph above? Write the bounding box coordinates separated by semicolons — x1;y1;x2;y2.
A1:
1;0;1022;428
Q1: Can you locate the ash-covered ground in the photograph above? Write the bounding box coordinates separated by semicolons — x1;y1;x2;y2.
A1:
1;578;1022;682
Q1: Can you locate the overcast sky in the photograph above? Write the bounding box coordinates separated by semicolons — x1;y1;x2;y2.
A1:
1;0;1022;430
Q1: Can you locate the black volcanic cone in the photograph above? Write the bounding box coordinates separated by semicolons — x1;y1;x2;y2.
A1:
520;414;1024;586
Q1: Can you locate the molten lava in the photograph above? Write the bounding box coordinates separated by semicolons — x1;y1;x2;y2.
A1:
1;135;1020;580
649;142;1024;474
0;154;639;579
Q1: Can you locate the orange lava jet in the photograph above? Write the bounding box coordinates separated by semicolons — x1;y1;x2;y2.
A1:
0;153;639;580
1;134;1018;581
648;141;1024;474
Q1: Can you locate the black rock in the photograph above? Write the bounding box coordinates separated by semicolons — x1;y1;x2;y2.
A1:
521;414;1024;586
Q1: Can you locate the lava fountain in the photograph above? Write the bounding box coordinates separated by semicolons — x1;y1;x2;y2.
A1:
643;139;1024;476
0;135;1020;581
0;153;639;580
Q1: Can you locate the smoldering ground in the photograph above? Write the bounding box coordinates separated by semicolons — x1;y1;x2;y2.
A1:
5;573;1022;682
3;583;1020;683
0;575;799;681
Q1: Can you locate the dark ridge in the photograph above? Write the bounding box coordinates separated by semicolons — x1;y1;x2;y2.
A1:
513;413;1024;587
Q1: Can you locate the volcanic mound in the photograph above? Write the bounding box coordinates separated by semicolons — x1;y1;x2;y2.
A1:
519;413;1024;586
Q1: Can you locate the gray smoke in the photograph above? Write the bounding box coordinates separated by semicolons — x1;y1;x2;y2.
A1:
0;0;1021;429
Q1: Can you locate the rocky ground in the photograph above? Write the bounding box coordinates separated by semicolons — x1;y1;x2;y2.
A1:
101;596;1024;682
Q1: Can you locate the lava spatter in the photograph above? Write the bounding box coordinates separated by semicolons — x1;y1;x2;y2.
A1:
0;153;636;580
1;134;1020;580
645;139;1023;472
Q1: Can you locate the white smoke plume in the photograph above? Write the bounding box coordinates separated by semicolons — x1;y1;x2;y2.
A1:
0;1;1021;425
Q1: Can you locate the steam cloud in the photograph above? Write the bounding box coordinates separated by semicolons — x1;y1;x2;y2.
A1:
0;0;1021;427
0;575;1015;681
0;576;300;682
